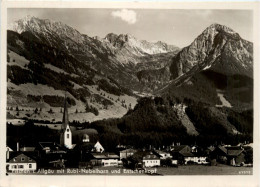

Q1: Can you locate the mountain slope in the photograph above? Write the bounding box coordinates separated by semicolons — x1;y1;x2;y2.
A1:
7;30;137;122
170;23;253;79
156;24;253;109
6;17;253;144
8;15;180;93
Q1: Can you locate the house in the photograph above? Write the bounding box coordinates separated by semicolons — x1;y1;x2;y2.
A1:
120;148;137;160
153;150;172;160
36;142;67;168
181;152;208;165
205;146;215;156
226;146;245;166
38;142;66;154
170;145;208;165
82;134;90;142
211;145;245;166
6;146;14;160
90;152;120;167
7;152;37;172
20;146;36;152
49;159;66;168
76;142;95;153
170;145;191;164
142;152;160;167
191;145;199;153
94;141;105;153
132;151;160;168
171;154;179;165
171;145;191;154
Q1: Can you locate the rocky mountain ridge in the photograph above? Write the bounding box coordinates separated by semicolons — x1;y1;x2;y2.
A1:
170;23;253;80
8;15;180;92
7;16;253;139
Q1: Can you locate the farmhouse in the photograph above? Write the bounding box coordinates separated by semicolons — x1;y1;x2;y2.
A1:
38;142;66;154
7;152;37;172
143;152;160;167
120;148;137;160
171;145;191;164
90;152;120;167
226;146;245;166
132;151;160;168
170;145;208;165
181;152;208;165
211;145;246;166
153;150;172;160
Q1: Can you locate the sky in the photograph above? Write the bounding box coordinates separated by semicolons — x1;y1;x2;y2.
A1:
7;8;253;48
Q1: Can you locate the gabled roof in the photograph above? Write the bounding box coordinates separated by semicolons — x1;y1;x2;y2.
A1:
20;147;36;152
7;152;38;163
154;150;170;155
94;141;103;146
171;145;189;152
133;151;160;161
217;146;227;154
207;146;215;152
226;146;244;156
120;148;137;153
39;142;62;150
91;152;119;159
6;146;14;152
227;150;244;156
180;152;194;157
38;142;66;153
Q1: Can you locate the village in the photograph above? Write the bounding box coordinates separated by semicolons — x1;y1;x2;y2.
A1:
6;97;253;175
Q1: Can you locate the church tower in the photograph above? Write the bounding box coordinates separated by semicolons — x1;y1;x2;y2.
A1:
60;93;73;149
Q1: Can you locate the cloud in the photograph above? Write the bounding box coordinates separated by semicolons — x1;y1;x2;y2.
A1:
111;9;137;24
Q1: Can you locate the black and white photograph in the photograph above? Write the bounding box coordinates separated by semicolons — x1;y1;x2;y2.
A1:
0;1;259;187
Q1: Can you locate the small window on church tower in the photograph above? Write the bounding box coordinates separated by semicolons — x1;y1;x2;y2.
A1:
67;134;69;138
67;129;69;132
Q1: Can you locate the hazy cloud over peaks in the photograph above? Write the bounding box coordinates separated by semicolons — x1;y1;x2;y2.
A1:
111;9;137;24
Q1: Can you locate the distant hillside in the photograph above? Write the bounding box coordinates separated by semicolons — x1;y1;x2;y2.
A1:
7;30;137;122
8;15;180;93
6;16;253;146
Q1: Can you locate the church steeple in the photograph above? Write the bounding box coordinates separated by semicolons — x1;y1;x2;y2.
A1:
61;92;69;132
60;92;73;149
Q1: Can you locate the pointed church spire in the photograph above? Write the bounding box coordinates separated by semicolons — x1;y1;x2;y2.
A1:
61;92;69;131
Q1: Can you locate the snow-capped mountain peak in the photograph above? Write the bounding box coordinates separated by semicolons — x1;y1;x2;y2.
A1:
103;32;179;56
8;15;84;44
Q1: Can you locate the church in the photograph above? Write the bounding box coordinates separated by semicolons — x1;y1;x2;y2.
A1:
60;94;74;149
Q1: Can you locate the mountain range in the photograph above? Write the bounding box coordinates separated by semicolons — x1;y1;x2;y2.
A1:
6;15;253;142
